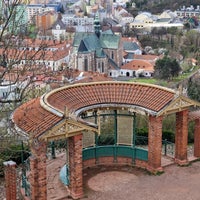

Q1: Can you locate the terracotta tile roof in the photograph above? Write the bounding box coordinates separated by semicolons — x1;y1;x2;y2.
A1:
133;54;160;61
0;40;72;62
121;60;154;72
74;72;112;83
46;82;175;114
13;98;62;138
188;110;200;121
13;82;176;138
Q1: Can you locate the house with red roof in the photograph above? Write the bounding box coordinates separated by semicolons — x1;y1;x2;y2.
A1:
120;59;154;78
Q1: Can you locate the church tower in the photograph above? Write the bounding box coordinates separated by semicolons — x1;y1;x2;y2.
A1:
94;12;101;37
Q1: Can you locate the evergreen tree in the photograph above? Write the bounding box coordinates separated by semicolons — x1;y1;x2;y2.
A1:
154;56;181;80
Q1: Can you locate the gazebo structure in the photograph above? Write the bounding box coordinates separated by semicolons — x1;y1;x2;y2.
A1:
11;81;200;200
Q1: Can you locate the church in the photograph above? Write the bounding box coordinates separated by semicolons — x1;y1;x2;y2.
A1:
72;13;123;74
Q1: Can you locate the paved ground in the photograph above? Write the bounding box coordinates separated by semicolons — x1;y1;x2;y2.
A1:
83;162;200;200
1;154;200;200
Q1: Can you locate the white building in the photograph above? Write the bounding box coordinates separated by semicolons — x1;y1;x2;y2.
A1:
62;15;94;32
27;4;59;21
176;5;200;18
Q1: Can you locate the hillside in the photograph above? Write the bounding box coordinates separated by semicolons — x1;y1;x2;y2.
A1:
131;0;200;14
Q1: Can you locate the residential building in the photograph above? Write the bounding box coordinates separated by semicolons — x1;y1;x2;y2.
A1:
129;11;184;31
0;39;72;71
114;6;134;25
52;14;66;40
62;14;94;32
35;10;57;31
27;3;63;22
120;59;154;78
176;5;200;18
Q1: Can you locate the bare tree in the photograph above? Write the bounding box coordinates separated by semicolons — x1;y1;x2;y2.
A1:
0;0;72;139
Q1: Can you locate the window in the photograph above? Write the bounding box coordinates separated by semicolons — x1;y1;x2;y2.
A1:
84;56;88;71
111;51;114;59
102;62;104;73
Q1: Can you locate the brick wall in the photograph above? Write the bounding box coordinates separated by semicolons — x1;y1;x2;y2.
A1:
194;118;200;157
83;157;148;170
29;141;47;200
4;161;17;200
68;134;84;199
175;110;188;165
148;115;163;172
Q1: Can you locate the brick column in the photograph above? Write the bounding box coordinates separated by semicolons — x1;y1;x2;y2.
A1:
175;110;188;165
148;115;163;173
29;141;47;200
3;161;17;200
68;133;84;199
194;118;200;157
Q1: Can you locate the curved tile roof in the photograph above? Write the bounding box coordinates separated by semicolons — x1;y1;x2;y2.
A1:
188;110;200;121
13;81;177;138
13;98;62;138
43;81;175;115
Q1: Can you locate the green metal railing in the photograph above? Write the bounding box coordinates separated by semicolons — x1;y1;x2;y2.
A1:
83;145;148;162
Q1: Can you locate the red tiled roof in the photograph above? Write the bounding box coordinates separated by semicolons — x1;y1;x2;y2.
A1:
13;82;176;138
13;98;62;138
188;110;200;121
121;60;154;72
133;54;161;61
46;82;174;114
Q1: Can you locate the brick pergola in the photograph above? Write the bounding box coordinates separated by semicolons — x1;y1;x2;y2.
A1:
12;81;200;200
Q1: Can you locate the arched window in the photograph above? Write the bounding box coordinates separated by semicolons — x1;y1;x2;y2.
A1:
111;51;114;59
102;62;104;73
84;56;88;71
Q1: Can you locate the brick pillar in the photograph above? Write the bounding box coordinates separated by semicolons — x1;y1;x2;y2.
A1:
175;110;188;165
148;115;163;173
29;141;47;200
68;133;84;199
3;161;17;200
194;118;200;157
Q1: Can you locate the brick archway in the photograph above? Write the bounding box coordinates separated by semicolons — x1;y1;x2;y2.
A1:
12;81;200;200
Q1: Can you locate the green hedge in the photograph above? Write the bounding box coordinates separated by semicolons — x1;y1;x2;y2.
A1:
0;144;30;177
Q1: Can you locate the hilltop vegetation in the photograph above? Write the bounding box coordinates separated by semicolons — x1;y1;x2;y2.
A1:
130;0;200;14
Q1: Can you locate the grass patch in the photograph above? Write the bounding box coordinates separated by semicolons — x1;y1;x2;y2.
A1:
129;78;169;87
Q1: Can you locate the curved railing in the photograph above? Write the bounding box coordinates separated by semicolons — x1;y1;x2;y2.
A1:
83;145;148;161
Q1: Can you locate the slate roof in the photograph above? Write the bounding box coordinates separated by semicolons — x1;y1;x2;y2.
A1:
52;19;66;30
74;31;120;56
123;41;140;51
73;32;93;47
100;34;120;49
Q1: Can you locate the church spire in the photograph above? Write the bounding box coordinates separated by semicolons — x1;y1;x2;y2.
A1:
94;12;101;37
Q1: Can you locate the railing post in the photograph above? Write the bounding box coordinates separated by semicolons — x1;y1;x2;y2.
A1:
164;139;167;156
21;141;26;189
94;110;99;163
51;141;56;159
114;110;117;162
132;112;136;163
66;139;69;185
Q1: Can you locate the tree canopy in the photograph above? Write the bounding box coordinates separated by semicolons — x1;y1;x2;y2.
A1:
188;78;200;102
154;56;181;80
